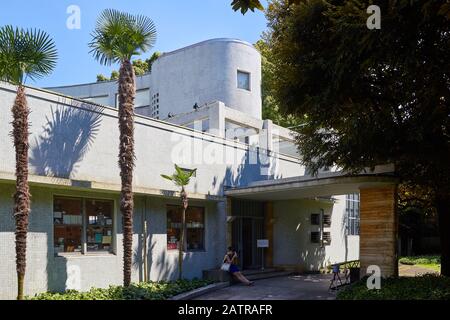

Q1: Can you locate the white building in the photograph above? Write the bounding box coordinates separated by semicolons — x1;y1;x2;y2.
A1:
0;38;398;299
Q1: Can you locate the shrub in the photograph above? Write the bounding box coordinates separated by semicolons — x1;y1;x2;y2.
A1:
28;279;213;300
337;274;450;300
399;255;441;265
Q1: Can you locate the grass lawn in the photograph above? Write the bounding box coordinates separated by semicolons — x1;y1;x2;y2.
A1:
28;279;213;300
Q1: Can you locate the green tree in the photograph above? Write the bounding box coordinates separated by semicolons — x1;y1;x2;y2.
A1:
266;0;450;275
161;165;197;280
89;9;157;287
131;59;148;76
255;38;302;128
0;25;57;299
96;51;161;82
145;51;161;74
110;70;119;80
97;74;110;82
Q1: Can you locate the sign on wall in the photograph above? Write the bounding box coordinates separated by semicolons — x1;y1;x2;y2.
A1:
257;239;269;248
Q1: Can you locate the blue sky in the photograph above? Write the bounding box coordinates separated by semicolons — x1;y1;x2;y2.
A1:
0;0;268;87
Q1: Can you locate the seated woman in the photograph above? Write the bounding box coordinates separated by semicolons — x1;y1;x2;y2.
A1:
223;247;254;286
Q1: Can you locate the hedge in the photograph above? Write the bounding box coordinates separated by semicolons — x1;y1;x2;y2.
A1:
28;279;213;300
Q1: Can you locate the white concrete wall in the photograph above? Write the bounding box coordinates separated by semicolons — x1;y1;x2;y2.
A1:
48;39;262;120
150;38;261;120
0;83;303;197
272;196;359;272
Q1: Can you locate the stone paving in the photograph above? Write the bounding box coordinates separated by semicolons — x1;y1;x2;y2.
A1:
193;274;337;300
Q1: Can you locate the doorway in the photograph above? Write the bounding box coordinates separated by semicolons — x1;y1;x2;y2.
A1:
230;200;265;270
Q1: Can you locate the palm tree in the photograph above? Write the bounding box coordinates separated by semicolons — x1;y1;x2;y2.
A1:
0;25;57;300
89;9;156;287
162;165;197;280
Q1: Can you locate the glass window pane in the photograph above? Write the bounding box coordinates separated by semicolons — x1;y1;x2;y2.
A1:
167;205;205;251
237;71;250;91
167;206;181;250
86;199;114;252
53;197;83;254
186;207;205;250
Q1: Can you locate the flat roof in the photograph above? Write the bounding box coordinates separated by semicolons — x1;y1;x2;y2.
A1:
225;166;397;201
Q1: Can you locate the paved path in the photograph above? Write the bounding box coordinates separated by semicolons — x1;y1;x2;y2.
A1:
193;274;336;300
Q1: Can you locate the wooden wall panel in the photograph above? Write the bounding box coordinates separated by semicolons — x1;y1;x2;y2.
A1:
360;185;398;278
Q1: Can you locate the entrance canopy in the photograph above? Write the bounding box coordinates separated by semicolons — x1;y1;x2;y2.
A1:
225;165;397;201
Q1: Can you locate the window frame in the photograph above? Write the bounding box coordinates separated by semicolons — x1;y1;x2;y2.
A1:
345;194;360;236
53;195;117;257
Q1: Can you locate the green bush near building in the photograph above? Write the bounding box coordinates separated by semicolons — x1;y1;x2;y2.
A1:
28;279;213;300
399;255;440;265
337;274;450;300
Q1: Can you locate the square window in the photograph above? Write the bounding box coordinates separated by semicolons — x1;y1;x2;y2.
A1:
237;71;250;91
310;213;320;225
323;215;331;228
310;232;320;243
323;232;331;245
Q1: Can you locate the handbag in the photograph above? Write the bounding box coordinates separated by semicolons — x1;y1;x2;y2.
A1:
221;263;231;272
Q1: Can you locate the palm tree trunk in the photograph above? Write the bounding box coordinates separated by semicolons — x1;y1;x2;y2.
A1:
179;187;188;280
118;60;136;287
12;85;31;300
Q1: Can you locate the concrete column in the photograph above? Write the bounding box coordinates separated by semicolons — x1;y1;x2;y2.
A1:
226;197;233;248
260;119;273;152
359;185;398;278
264;201;274;268
208;101;225;138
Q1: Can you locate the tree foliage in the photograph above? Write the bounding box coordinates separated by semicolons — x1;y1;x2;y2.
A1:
231;0;264;14
96;51;161;82
255;37;303;128
266;0;450;274
0;25;57;84
267;0;449;186
89;9;156;66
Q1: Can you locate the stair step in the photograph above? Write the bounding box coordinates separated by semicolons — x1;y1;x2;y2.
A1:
246;271;292;281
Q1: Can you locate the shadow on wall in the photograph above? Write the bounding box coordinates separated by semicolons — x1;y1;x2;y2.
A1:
300;246;327;272
30;102;103;179
215;149;283;191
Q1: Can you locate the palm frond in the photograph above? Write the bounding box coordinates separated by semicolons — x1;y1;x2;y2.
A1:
0;25;57;84
89;9;157;65
162;165;197;188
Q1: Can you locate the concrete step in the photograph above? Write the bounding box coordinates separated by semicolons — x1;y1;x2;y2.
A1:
244;271;292;281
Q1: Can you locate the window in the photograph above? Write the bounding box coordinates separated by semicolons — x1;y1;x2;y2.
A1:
323;232;331;245
167;205;205;251
237;70;250;91
53;197;114;254
310;213;320;225
323;215;331;228
346;193;360;235
86;199;114;252
54;197;82;253
311;232;320;243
